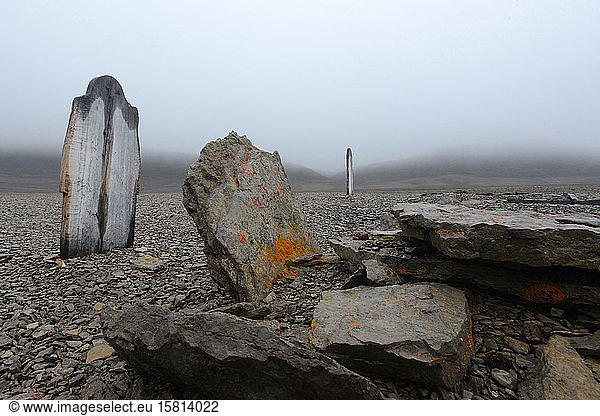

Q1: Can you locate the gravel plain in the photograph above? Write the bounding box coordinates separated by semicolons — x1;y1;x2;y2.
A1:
1;185;599;399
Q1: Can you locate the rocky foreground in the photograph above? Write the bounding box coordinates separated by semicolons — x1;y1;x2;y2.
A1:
1;185;600;399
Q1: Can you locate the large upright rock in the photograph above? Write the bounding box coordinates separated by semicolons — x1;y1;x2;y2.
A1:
103;304;382;399
310;284;473;388
183;132;318;302
59;75;140;258
390;203;600;270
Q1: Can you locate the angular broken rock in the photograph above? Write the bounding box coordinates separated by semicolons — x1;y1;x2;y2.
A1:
102;304;381;399
567;330;600;358
390;203;600;270
310;284;473;388
183;132;318;302
60;75;140;258
519;336;600;399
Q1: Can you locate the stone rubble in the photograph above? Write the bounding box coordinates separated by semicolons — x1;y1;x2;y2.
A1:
1;185;600;399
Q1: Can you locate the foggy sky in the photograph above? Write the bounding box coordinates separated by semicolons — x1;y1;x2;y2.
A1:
1;1;599;173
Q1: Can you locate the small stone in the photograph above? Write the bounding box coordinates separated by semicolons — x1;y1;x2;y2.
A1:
468;375;485;394
65;304;75;312
550;307;565;318
491;368;516;388
515;354;535;368
523;321;543;343
26;322;40;331
132;256;165;272
506;336;529;354
66;341;83;348
483;338;499;352
85;344;116;364
462;389;473;400
64;327;82;337
353;231;369;240
93;303;105;312
486;351;513;371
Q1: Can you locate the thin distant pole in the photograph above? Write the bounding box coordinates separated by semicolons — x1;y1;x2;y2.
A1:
346;148;354;196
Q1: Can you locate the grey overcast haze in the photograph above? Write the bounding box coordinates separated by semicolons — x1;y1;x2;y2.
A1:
1;0;599;173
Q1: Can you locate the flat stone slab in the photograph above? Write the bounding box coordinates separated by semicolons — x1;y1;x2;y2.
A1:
132;256;165;272
103;304;381;399
519;336;600;399
309;284;473;388
60;75;140;258
183;132;318;302
391;203;600;270
85;343;116;364
567;330;600;357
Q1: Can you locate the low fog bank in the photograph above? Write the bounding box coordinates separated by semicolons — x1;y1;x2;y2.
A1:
1;150;599;193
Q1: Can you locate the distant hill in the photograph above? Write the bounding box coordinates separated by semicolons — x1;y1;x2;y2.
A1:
283;163;337;192
2;151;599;193
0;151;337;193
332;155;600;190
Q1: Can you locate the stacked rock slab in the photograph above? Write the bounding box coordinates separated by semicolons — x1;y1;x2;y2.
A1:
59;75;140;258
309;284;473;388
103;304;382;399
390;203;600;270
183;132;318;302
329;235;600;306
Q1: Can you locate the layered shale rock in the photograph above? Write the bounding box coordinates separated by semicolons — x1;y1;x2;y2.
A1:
309;284;473;388
518;336;600;399
389;203;600;270
183;132;318;302
59;75;140;258
103;304;382;399
330;235;600;306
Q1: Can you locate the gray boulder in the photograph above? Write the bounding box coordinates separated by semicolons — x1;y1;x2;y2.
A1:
391;203;600;270
183;132;318;302
519;336;600;399
60;75;140;258
309;284;473;388
103;304;381;399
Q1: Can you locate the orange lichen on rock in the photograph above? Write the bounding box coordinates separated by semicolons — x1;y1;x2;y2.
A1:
436;229;465;237
238;233;246;243
524;284;565;304
261;232;316;284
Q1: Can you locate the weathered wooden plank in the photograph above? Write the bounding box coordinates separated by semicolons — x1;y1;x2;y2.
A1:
345;147;354;196
60;75;140;258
